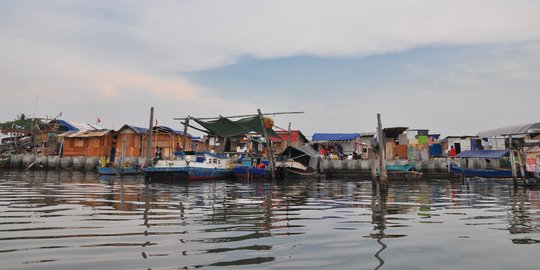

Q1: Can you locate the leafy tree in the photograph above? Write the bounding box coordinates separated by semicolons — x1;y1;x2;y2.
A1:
1;113;35;131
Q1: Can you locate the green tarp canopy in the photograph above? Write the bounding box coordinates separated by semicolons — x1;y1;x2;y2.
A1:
192;116;281;140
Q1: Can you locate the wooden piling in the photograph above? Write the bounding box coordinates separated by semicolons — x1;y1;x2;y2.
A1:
377;113;388;190
258;109;276;181
120;135;126;175
182;117;189;151
509;135;517;185
145;107;154;166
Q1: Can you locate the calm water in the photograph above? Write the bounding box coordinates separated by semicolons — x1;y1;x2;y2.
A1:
0;171;539;270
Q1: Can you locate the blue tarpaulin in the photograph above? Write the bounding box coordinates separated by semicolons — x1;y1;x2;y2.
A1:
312;133;360;141
455;150;509;159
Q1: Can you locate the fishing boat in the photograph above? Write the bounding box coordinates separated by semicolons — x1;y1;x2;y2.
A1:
144;151;234;181
275;145;323;178
449;150;520;178
231;157;271;180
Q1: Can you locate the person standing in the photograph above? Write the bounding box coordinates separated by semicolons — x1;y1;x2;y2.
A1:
109;142;117;164
155;146;162;160
449;145;457;158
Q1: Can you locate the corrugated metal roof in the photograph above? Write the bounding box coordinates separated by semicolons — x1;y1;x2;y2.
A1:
477;122;540;138
456;150;509;159
118;125;148;135
154;126;192;137
312;133;360;142
59;130;113;138
51;119;100;131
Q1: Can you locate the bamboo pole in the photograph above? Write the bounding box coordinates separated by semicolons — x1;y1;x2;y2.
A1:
145;107;154;166
174;111;304;121
258;109;276;181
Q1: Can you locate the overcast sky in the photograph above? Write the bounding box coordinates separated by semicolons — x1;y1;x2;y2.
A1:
1;0;539;138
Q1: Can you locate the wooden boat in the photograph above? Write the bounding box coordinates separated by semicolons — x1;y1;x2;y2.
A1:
386;164;423;180
97;166;142;175
275;145;323;179
230;156;271;180
144;151;234;181
232;166;271;180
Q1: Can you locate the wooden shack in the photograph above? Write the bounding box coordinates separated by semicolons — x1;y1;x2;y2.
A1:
59;130;115;157
36;119;102;156
141;126;191;159
115;125;148;157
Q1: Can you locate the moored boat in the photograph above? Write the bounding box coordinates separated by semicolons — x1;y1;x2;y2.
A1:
97;166;142;175
386;163;423;180
144;151;234;181
449;165;518;178
275;145;323;179
450;150;520;178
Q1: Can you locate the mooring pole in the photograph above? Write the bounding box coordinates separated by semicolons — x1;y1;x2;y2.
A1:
377;113;388;190
509;135;517;185
258;109;276;181
287;122;292;147
182;117;189;152
517;148;526;182
145;107;154;166
121;135;126;175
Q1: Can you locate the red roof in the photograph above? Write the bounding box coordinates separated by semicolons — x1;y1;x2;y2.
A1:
273;130;308;143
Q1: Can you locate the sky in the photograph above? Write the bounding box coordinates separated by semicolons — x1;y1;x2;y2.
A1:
1;0;540;138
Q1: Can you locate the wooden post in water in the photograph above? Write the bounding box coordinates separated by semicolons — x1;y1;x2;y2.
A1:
182;117;189;152
517;149;526;181
258;109;276;181
120;135;126;175
377;113;388;190
145;107;154;166
371;153;378;181
509;135;517;185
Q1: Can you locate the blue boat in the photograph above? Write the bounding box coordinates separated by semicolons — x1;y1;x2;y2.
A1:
450;150;521;178
449;165;519;178
232;166;271;180
144;151;234;181
97;166;142;175
231;157;271;180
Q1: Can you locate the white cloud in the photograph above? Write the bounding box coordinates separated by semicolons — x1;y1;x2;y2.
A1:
1;1;540;136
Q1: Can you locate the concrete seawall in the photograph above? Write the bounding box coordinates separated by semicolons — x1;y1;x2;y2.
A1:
2;155;505;177
2;155;152;172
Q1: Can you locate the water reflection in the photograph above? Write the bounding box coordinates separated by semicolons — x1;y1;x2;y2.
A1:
0;171;540;269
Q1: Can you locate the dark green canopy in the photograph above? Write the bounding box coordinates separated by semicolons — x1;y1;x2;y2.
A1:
192;116;281;139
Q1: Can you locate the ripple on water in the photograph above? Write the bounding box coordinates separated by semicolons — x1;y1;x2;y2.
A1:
1;173;540;269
